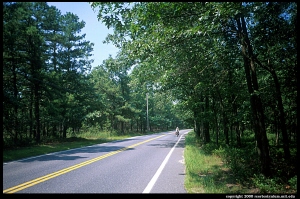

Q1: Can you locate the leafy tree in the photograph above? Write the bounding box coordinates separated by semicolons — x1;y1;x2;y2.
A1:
56;12;94;138
3;2;95;145
90;2;297;177
3;2;24;143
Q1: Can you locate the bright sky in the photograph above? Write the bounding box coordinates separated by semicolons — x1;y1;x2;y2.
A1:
47;2;119;69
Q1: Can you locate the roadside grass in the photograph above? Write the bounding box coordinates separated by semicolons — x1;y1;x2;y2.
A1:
184;132;240;193
3;130;157;163
184;131;297;194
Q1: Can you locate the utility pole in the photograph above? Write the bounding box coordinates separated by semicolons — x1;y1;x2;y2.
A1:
146;93;149;131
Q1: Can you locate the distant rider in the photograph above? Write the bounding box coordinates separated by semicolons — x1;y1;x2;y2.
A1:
176;127;179;136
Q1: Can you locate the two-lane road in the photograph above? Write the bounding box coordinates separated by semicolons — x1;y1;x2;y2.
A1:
3;129;190;193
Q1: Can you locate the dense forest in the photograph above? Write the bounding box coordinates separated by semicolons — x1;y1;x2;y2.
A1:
3;2;297;184
89;2;297;178
3;2;185;147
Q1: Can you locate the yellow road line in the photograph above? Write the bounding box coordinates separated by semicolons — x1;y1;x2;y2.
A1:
3;134;166;194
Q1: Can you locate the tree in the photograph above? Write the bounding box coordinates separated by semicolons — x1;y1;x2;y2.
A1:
57;12;94;138
249;2;296;160
3;2;95;145
235;12;271;176
3;2;24;143
90;2;296;177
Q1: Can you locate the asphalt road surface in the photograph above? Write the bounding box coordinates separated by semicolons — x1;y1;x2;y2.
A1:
3;129;191;193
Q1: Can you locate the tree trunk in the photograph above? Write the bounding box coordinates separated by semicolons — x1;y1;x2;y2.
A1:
254;59;291;160
13;59;19;144
194;111;200;137
204;96;210;143
216;121;219;146
63;123;67;138
223;114;229;145
215;113;219;146
271;70;290;159
236;14;271;177
34;82;41;142
29;88;34;139
141;117;144;133
252;40;291;160
217;90;229;145
235;122;241;147
121;121;124;134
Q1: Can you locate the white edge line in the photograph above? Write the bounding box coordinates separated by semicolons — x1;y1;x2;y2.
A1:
142;133;184;193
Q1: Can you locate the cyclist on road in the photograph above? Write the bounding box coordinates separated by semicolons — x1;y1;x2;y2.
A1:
175;127;179;137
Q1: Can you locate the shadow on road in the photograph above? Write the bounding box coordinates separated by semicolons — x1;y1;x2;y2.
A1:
19;145;135;162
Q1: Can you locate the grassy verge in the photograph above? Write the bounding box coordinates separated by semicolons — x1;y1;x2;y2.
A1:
184;131;297;194
184;132;245;193
3;130;156;163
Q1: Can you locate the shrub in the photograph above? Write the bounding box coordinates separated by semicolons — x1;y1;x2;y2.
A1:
252;174;285;193
213;144;260;184
288;175;297;190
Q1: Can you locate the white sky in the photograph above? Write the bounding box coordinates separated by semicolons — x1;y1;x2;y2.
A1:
47;2;119;70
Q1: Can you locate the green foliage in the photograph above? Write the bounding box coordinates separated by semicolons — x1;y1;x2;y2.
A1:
90;1;296;178
288;176;297;190
214;145;260;183
3;2;95;145
252;174;286;194
3;2;296;192
185;131;297;193
185;131;252;193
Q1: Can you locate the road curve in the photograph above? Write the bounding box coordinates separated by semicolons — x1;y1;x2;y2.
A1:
3;129;191;193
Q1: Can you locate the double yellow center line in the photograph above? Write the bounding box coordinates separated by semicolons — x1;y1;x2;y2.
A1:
3;134;166;194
